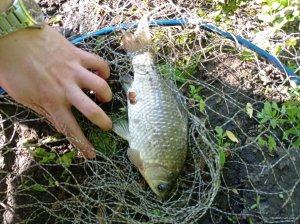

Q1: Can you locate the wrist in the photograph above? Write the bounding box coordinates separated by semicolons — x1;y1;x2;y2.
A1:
0;0;13;12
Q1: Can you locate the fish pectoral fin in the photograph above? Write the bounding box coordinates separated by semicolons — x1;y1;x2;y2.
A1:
112;119;130;141
120;74;133;92
127;148;144;171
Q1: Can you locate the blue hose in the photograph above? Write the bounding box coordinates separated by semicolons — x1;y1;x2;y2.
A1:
199;23;299;83
70;19;190;44
0;19;299;94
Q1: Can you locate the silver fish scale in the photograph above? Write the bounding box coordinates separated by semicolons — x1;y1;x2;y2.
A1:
128;52;187;171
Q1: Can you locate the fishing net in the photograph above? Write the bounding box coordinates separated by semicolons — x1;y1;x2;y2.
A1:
1;1;300;223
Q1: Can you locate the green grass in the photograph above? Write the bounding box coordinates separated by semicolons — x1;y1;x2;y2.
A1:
256;99;300;154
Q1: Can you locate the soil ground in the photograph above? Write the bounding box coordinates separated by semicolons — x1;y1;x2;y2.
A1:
0;0;299;223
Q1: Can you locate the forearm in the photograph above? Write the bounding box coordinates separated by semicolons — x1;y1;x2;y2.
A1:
0;0;13;12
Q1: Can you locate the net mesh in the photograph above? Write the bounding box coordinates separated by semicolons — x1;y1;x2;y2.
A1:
1;1;300;224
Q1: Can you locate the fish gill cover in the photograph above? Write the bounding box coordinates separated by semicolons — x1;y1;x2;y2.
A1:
0;1;300;224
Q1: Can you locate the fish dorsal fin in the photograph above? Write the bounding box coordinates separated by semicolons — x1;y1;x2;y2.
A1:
175;92;187;118
165;79;187;118
127;148;144;171
112;119;130;141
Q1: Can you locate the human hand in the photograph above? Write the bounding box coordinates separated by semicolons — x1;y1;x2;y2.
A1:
0;25;112;159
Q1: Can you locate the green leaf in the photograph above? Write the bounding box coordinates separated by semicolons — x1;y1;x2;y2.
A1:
282;125;300;140
48;178;55;187
270;119;278;129
286;38;297;47
287;61;298;71
32;148;57;164
281;105;286;114
251;194;261;209
279;193;284;199
30;184;47;192
257;137;267;147
256;112;263;119
199;99;205;112
274;17;288;29
250;203;257;209
256;195;261;205
240;50;255;61
219;147;226;167
272;101;279;111
264;102;272;115
31;147;46;156
226;130;239;143
215;126;224;136
193;94;202;102
246;103;253;118
280;0;289;7
287;106;298;118
268;135;277;152
48;14;63;24
232;188;239;195
56;151;77;168
189;85;195;93
273;44;282;55
293;137;300;147
151;209;162;216
158;64;188;83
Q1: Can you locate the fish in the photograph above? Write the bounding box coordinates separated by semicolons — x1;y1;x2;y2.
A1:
113;17;188;199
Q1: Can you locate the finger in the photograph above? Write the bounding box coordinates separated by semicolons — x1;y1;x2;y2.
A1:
77;69;112;103
66;85;112;131
21;101;53;122
77;48;110;79
32;106;54;126
50;108;96;159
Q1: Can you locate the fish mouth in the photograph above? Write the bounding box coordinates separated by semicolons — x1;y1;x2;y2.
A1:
140;163;179;199
156;183;173;200
147;180;173;200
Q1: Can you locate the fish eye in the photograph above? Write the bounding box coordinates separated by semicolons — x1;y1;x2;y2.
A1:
157;183;169;192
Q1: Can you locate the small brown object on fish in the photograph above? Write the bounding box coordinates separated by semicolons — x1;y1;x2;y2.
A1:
128;91;137;105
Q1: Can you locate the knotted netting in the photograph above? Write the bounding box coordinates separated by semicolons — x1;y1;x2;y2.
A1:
1;1;300;223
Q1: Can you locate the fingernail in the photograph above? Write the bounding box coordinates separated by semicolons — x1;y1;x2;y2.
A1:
102;119;113;131
88;148;96;159
81;148;96;159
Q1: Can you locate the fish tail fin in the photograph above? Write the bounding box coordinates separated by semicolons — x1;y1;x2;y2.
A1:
121;16;151;53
